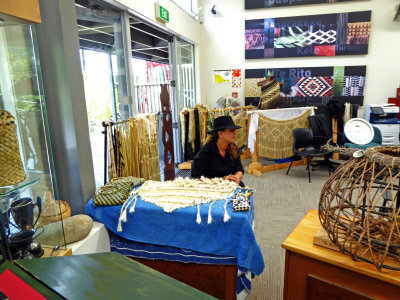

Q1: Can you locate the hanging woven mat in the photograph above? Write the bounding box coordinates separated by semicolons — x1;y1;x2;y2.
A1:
0;109;26;187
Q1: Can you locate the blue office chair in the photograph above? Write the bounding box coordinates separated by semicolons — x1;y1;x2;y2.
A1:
343;126;382;150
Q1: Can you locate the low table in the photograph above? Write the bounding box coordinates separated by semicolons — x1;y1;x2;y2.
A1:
15;252;216;299
282;209;400;299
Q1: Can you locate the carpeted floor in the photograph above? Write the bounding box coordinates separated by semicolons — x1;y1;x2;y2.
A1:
242;158;331;300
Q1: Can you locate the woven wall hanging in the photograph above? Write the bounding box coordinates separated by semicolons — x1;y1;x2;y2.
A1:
0;110;26;187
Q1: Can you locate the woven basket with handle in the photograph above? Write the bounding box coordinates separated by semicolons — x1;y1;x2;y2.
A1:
0;110;26;187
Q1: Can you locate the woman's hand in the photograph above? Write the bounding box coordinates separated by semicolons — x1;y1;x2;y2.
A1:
223;174;242;184
229;175;241;184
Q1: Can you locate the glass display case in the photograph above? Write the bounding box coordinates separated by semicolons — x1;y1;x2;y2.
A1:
0;20;66;263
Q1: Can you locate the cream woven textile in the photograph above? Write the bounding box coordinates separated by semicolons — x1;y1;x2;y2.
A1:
245;78;263;98
257;110;311;159
233;111;247;148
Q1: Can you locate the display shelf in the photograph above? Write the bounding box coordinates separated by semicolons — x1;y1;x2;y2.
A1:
0;179;39;213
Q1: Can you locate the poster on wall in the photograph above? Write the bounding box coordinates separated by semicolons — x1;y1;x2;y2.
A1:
245;0;360;9
214;70;232;83
232;69;242;88
245;11;371;59
245;65;366;107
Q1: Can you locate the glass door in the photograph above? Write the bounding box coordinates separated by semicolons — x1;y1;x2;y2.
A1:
175;38;196;111
169;37;197;163
75;0;130;186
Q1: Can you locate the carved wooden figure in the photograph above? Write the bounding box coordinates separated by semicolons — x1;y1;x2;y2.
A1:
160;84;175;181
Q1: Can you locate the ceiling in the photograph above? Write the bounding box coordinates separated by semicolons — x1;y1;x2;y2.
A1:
75;0;170;64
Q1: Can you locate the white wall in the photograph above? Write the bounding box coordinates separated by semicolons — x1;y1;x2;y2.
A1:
199;0;400;108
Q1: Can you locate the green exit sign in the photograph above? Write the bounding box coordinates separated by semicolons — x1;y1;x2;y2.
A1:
155;3;169;23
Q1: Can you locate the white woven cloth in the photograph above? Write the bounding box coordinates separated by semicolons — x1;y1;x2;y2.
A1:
117;177;238;231
133;177;238;212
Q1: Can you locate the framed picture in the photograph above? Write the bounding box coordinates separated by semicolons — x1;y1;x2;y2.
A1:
245;11;371;59
245;65;367;107
245;0;361;9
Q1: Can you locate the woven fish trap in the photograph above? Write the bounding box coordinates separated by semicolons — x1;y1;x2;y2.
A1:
319;146;400;271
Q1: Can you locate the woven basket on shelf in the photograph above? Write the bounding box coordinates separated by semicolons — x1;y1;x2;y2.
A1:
0;110;26;187
35;190;71;227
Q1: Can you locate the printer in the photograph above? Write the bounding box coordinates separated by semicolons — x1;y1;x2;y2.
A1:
364;104;400;146
364;104;400;124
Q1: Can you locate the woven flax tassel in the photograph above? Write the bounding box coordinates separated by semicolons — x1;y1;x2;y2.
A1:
207;201;215;224
196;204;202;224
223;198;231;222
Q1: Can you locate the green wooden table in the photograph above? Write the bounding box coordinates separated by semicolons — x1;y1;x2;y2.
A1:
16;252;216;300
0;261;62;299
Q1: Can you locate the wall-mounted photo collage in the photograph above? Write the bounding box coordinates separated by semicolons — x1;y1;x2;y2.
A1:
245;65;367;107
245;0;360;9
245;11;371;59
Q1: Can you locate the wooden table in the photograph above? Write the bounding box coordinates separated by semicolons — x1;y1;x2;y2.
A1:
282;209;400;300
16;252;217;299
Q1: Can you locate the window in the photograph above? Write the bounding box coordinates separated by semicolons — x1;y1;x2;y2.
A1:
172;0;199;18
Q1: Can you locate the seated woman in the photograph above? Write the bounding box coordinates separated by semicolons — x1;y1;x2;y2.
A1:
191;116;245;187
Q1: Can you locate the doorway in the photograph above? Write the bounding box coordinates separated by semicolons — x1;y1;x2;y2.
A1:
75;0;197;183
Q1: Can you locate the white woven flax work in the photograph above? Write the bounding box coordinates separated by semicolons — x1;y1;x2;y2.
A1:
117;177;238;231
136;177;237;212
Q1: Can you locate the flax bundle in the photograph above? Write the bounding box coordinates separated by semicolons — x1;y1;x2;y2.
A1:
108;114;160;182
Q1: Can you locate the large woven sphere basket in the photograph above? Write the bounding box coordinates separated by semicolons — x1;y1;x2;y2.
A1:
319;146;400;271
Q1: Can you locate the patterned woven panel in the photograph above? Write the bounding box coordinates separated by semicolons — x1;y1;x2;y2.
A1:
303;30;336;45
259;80;281;109
206;110;234;133
257;110;311;159
94;177;145;206
296;76;333;97
343;76;365;96
233;111;247;148
346;22;370;45
245;78;263;98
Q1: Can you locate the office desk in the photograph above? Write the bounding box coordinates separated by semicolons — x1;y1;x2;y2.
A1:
282;209;400;300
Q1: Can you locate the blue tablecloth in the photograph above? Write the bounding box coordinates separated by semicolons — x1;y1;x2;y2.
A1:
86;188;265;276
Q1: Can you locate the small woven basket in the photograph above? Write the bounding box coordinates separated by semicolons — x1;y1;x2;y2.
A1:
0;110;26;187
36;200;71;227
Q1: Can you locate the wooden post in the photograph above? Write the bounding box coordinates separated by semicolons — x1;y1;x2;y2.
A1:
247;114;262;176
240;110;252;160
161;84;175;180
203;111;208;145
332;118;339;160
